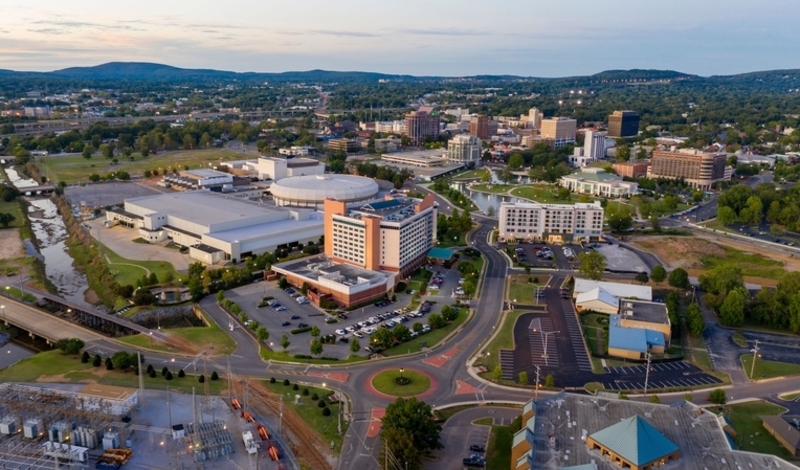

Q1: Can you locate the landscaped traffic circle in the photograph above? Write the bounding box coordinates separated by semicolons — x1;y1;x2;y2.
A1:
371;369;431;397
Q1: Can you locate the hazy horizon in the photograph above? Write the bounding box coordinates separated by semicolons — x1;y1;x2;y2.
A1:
2;0;799;77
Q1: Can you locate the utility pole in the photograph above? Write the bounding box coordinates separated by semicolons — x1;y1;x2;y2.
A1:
643;352;652;396
534;365;541;402
137;351;144;410
750;339;760;380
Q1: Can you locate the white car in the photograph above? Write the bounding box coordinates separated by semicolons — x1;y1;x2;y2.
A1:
353;331;364;338
357;321;369;328
345;326;356;334
335;329;347;336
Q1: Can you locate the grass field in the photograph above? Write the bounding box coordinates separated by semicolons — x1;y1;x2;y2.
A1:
0;350;226;395
740;355;800;380
0;199;24;228
42;149;249;184
381;307;470;357
259;380;345;453
117;334;184;353
478;309;528;372
507;274;546;304
453;169;491;180
162;308;237;355
371;370;431;397
2;285;37;302
580;313;607;356
511;184;595;204
471;183;515;194
725;400;794;459
99;243;182;286
436;232;468;248
700;245;785;280
486;425;513;470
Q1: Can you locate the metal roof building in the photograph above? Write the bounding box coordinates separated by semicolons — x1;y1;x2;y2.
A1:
587;415;680;469
573;279;652;302
269;174;380;208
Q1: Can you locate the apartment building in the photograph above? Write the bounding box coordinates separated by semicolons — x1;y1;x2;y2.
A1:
469;115;490;140
540;117;577;147
648;149;729;190
324;194;437;276
498;201;604;243
404;106;440;145
447;134;482;165
607;110;640;138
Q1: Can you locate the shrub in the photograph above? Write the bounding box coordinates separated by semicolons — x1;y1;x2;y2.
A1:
311;393;319;401
211;371;219;381
317;399;327;408
322;407;331;417
198;375;205;383
80;351;90;363
148;369;156;378
320;356;340;361
162;366;168;376
269;377;276;384
292;384;299;391
105;357;114;370
92;354;102;367
290;327;313;335
302;388;309;396
165;371;173;381
283;379;290;386
147;364;154;374
178;369;185;378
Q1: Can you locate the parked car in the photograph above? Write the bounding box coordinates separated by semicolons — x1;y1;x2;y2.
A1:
281;321;291;327
335;329;347;336
291;315;301;320
296;296;308;304
338;337;349;343
469;445;485;453
297;322;308;328
325;317;337;324
275;305;287;312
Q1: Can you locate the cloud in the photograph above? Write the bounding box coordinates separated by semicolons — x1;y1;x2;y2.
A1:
310;29;382;38
398;28;489;37
31;19;145;32
27;28;69;35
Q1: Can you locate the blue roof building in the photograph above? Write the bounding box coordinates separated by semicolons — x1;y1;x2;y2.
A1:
587;415;680;470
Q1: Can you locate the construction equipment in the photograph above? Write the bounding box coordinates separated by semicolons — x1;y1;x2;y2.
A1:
230;398;241;410
256;423;269;441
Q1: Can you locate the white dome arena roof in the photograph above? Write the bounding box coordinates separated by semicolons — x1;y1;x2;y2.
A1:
270;174;380;205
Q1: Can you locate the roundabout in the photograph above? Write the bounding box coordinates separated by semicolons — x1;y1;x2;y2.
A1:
370;368;432;398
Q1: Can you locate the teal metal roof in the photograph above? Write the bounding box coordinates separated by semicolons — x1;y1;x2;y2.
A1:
361;199;402;211
589;415;678;466
608;314;665;354
427;247;457;260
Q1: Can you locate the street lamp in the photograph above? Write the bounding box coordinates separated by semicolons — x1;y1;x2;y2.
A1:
1;305;4;320
399;367;404;381
750;339;760;380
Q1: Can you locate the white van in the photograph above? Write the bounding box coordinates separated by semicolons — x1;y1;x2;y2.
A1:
296;296;308;304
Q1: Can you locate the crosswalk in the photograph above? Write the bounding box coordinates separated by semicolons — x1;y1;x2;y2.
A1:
528;318;559;367
561;301;593;371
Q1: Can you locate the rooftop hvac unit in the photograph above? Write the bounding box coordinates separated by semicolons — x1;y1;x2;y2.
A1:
0;416;16;435
23;419;41;439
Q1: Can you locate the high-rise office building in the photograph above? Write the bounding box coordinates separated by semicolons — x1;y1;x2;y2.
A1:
469;115;490;140
607;110;640;138
540;117;577;147
527;108;542;129
648;149;728;190
584;131;606;161
404;106;440;146
447;134;482;165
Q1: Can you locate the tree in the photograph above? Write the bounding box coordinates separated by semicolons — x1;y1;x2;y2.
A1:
350;338;361;355
198;374;205;383
427;313;446;329
82;145;94;159
708;388;727;405
719;288;746;327
635;272;649;284
486;206;495;217
280;334;290;351
607;211;633;232
578;250;606;281
544;374;555;387
492;365;503;381
650;265;667;284
393;324;412;342
256;326;270;342
0;212;15;228
381;397;442;461
649;395;660;404
380;427;423;470
111;351;134;370
165;371;173;381
518;371;528;385
615;144;630;162
372;328;394;349
668;268;690;289
92;354;102;367
81;351;90;363
211;371;219;381
716;206;737;225
105;357;114;370
441;305;459;322
507;153;525;170
310;339;323;356
178;369;185;378
687;303;705;336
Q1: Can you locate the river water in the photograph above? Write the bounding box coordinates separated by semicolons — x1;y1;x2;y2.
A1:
454;181;527;215
0;341;35;369
5;166;94;309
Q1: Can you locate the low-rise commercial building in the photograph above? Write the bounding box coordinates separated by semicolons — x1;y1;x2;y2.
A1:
327;138;360;153
560;168;639;197
255;156;325;181
498;201;604;243
540;117;577;147
608;300;671;359
106;191;323;264
612;160;650;179
381;149;448;167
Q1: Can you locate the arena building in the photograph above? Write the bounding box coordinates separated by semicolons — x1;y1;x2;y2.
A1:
268;174;380;209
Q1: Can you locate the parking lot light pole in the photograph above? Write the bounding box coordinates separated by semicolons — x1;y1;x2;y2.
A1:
643;352;652;396
750;339;760;380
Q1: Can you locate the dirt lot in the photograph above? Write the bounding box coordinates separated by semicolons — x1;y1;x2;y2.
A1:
0;229;23;260
631;234;799;286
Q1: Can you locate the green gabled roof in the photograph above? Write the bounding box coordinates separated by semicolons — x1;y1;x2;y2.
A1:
589;415;678;465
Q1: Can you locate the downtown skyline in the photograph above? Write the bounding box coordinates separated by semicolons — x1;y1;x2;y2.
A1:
1;0;799;77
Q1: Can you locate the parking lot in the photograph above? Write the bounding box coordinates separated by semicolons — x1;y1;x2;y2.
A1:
64;181;163;209
600;361;723;391
594;242;648;273
509;242;583;270
223;271;452;358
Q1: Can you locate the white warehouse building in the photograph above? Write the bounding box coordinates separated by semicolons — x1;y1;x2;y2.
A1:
106;191;324;264
498;201;604;243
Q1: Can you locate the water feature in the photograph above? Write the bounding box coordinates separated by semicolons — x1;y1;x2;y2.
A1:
454;181;527;216
0;341;35;370
5;167;39;188
26;198;93;309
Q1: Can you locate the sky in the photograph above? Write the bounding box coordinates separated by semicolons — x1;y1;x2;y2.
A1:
1;0;799;77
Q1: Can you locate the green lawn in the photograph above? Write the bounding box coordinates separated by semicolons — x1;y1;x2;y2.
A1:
436;232;467;248
473;417;493;426
165;308;237;355
471;183;515;194
507;274;547;304
371;370;431;397
42;149;249;184
511;184;594;204
99;244;183;286
698;218;736;233
452;169;491;180
117;333;184;353
700;245;785;281
780;392;800;400
725;400;795;459
259;346;366;364
0;199;24;228
486;425;513;470
478;309;529;372
381;308;470;357
408;268;433;293
686;333;714;373
0;350;226;395
580;313;608;356
2;286;37;302
740;355;800;380
259;380;345;453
